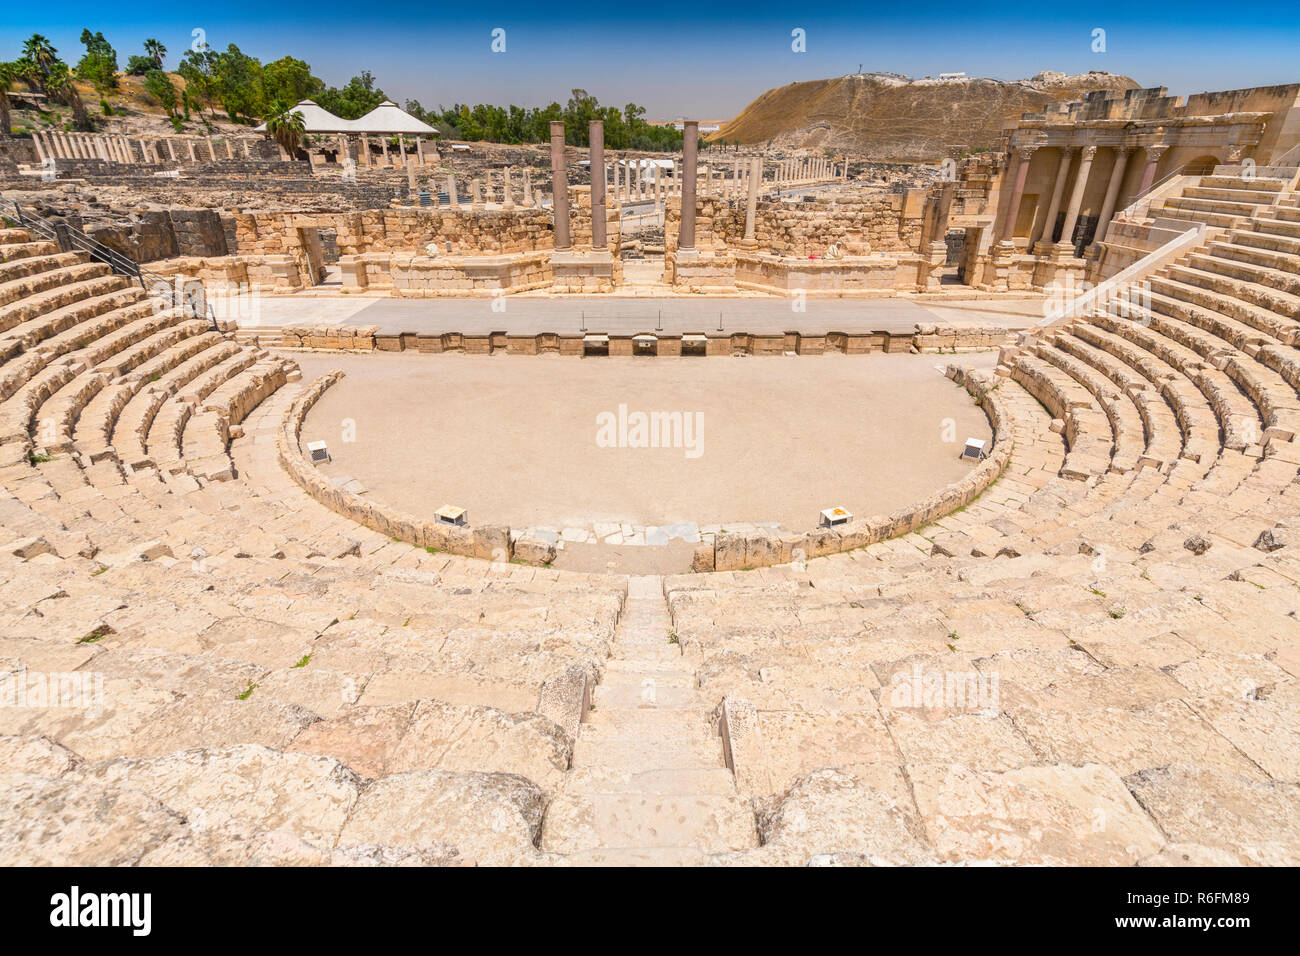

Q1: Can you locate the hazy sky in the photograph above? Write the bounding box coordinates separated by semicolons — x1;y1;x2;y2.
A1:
3;2;1297;119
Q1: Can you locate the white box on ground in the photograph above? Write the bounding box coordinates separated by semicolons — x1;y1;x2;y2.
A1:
435;505;467;526
819;507;852;527
306;440;330;463
962;438;988;461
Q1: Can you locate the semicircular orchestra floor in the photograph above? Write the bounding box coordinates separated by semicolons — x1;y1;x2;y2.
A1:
292;351;996;572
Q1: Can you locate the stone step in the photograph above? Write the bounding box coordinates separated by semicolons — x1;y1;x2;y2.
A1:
538;790;758;853
1234;224;1300;256
1198;174;1289;193
593;680;699;709
1183;184;1284;205
570;723;725;770
1209;239;1300;273
553;846;717;866
1186;252;1300;300
561;765;739;796
1250;215;1300;240
598;657;694;683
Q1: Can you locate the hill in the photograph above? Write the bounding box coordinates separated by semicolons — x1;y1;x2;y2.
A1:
712;71;1141;161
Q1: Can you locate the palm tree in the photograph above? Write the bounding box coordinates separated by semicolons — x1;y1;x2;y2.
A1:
46;64;90;131
20;34;58;93
0;62;16;136
264;101;306;156
143;39;166;70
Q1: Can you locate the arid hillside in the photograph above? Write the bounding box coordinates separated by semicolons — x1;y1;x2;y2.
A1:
713;71;1140;161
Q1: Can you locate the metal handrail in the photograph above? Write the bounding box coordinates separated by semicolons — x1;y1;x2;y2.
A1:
1272;142;1300;169
0;196;217;330
1116;163;1197;221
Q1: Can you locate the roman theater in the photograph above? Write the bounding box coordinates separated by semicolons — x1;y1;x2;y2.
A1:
1;73;1299;867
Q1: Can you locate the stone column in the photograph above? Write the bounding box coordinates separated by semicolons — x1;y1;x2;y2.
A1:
471;178;483;207
447;174;459;207
550;120;571;251
503;167;515;209
590;120;606;251
743;156;761;242
1032;146;1075;249
679;120;699;254
187;139;197;163
166;138;176;162
1058;145;1098;254
360;135;371;167
996;146;1036;244
417;138;426;164
523;168;533;206
654;164;664;210
226;139;234;159
1093;146;1134;245
1136;144;1169;196
337;134;348;163
407;157;417;194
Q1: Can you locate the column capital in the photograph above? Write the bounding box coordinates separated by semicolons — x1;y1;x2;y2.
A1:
1145;144;1170;160
1079;145;1098;161
1015;145;1040;161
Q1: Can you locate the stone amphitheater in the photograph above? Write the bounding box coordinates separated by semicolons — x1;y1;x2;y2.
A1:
2;91;1300;867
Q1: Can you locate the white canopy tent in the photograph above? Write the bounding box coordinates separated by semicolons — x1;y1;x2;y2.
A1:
255;99;438;167
350;100;438;135
254;100;358;134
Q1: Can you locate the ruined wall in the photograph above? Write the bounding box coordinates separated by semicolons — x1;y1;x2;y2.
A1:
736;191;928;255
88;209;228;263
229;208;555;258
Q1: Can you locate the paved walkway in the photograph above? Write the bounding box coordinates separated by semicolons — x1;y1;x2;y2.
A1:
252;294;1043;335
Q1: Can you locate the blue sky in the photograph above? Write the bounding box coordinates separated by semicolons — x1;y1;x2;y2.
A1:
2;3;1297;118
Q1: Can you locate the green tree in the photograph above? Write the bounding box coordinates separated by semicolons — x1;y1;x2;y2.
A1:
76;29;118;91
125;54;155;76
20;34;61;94
45;62;90;130
213;44;263;123
176;47;220;116
143;69;178;116
261;56;323;108
0;62;17;134
316;71;385;120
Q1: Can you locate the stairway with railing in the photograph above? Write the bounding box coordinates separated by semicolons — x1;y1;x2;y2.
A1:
0;196;217;330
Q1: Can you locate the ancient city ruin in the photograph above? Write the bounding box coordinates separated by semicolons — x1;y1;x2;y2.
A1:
0;19;1298;882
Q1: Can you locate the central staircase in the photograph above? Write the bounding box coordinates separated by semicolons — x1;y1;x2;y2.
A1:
540;575;758;864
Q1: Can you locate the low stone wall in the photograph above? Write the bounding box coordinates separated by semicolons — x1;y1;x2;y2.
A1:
354;250;554;296
276;366;1013;574
277;371;556;565
697;365;1015;571
258;324;1015;355
734;251;928;295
